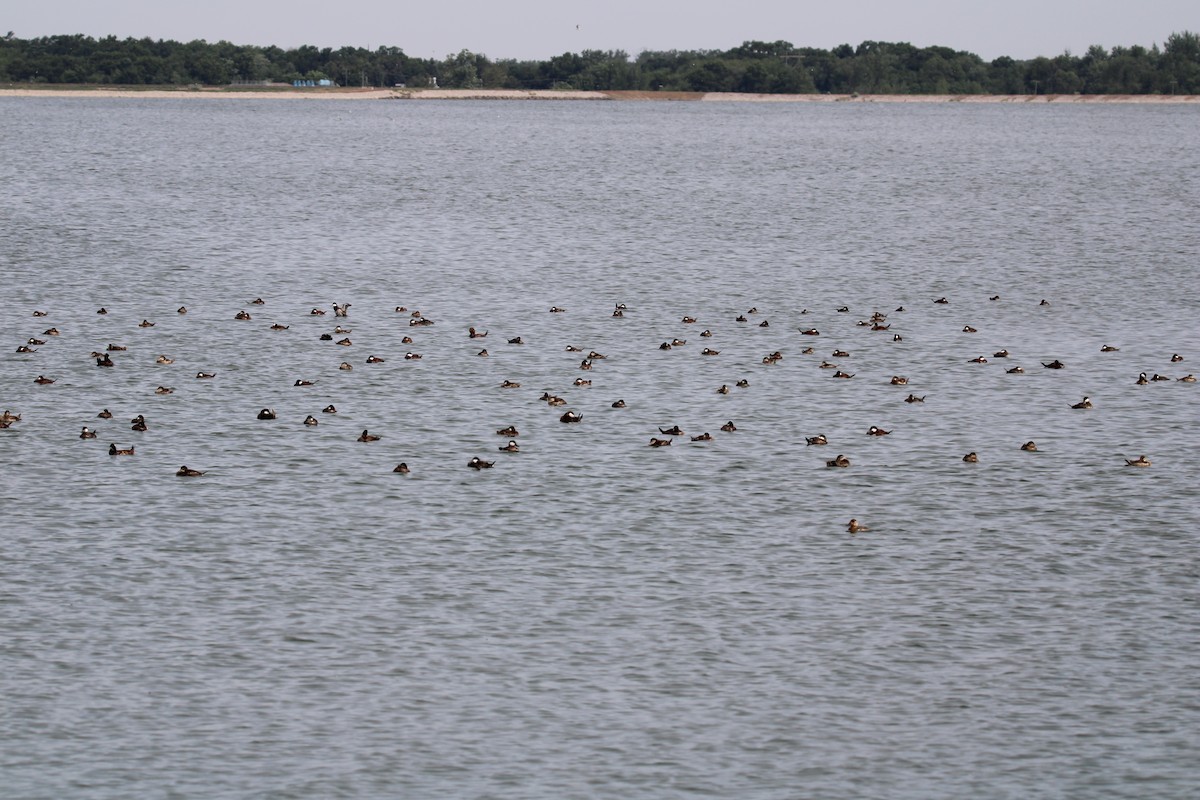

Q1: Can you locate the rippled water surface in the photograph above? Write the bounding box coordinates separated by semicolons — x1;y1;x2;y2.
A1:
2;97;1199;798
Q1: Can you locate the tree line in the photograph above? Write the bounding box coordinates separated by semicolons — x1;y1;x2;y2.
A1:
2;31;1198;95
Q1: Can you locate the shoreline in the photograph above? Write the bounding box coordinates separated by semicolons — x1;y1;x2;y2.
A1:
2;86;1198;103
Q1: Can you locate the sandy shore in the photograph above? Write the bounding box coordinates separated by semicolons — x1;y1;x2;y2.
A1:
2;86;1197;103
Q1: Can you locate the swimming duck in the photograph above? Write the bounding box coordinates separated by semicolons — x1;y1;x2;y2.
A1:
97;308;108;314
395;306;408;313
736;379;750;388
962;452;978;463
962;325;977;333
1124;455;1151;467
130;418;148;432
44;328;60;336
890;376;908;385
819;361;838;369
904;394;926;403
827;454;850;468
154;386;173;395
701;348;719;356
365;355;385;363
747;307;758;314
671;338;687;347
612;309;625;317
80;426;97;439
1136;372;1149;385
469;457;495;469
176;466;205;477
468;327;488;338
339;362;353;370
32;310;47;317
892;334;904;342
1100;345;1118;352
497;426;519;437
611;399;626;408
1171;354;1183;362
648;437;672;447
303;415;319;426
579;359;592;370
616;303;628;310
762;352;782;364
336;338;352;346
14;345;35;353
139;319;155;328
234;310;252;320
691;432;713;441
106;343;126;351
832;350;850;358
409;317;435;326
989;295;1000;301
1006;366;1025;374
682;316;697;324
933;297;949;304
477;349;489;357
659;426;684;436
588;351;607;360
258;408;276;420
508;337;524;345
560;411;583;423
322;405;337;413
867;426;891;436
500;380;521;388
800;347;815;355
319;333;333;341
700;329;713;337
1042;360;1065;369
758;320;769;328
896;305;906;311
393;463;410;474
806;434;828;446
871;323;891;331
565;345;583;352
836;306;849;313
800;328;820;336
1020;441;1038;451
993;350;1009;358
34;375;55;384
717;384;730;394
177;306;187;314
196;371;215;379
96;354;114;367
1151;373;1171;382
499;440;520;452
573;378;591;386
269;323;290;331
545;396;567;406
333;303;351;317
1070;396;1093;409
832;371;855;379
659;342;673;351
294;379;316;387
28;337;46;345
156;355;174;364
720;421;737;432
847;519;869;533
402;336;414;344
96;409;112;419
1040;299;1050;306
404;352;422;360
109;444;135;456
357;430;380;442
549;306;565;313
410;310;422;318
968;356;988;364
1179;374;1196;382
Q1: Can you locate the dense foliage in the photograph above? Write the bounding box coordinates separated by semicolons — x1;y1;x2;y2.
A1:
2;31;1198;94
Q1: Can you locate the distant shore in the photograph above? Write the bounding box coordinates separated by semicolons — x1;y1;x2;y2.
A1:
2;86;1198;103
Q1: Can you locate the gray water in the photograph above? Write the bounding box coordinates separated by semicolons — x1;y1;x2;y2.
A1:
1;97;1198;799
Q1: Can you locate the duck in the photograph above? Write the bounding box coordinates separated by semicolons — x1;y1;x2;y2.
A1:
402;336;414;344
1151;373;1171;382
892;334;904;342
322;405;337;414
560;411;583;423
156;355;174;364
1042;360;1065;369
671;338;687;347
357;429;380;442
659;425;684;436
832;371;855;379
477;349;489;357
44;327;60;336
395;306;408;313
1006;366;1025;374
27;337;46;345
800;328;820;336
130;417;148;432
1124;455;1151;467
404;352;422;360
659;342;673;351
409;317;434;326
393;463;410;474
826;454;850;468
800;347;815;355
32;310;48;317
196;371;216;379
1100;345;1119;352
469;457;495;469
96;354;114;367
1039;299;1050;306
303;415;319;426
579;359;592;370
109;444;135;456
962;325;977;333
257;408;276;420
682;316;697;324
34;375;55;384
139;319;155;328
871;323;891;331
1136;372;1149;385
968;356;988;364
468;327;488;338
547;305;566;313
154;386;174;395
615;302;628;310
836;306;849;313
933;297;949;304
758;320;769;328
80;426;97;439
720;421;737;432
989;295;1000;301
1020;441;1038;451
762;352;782;364
588;351;607;360
962;452;978;463
904;394;926;403
612;309;625;317
339;362;354;370
319;333;333;341
701;348;719;356
993;350;1009;358
96;409;112;419
508;336;524;345
15;345;37;353
611;399;627;408
333;302;351;317
1179;374;1196;382
832;350;850;358
177;306;187;314
700;329;713;337
573;378;591;386
500;380;521;389
649;437;672;447
717;384;730;394
496;426;519;437
294;379;316;387
818;361;838;369
847;519;869;533
106;343;126;351
867;426;891;436
234;310;252;320
270;323;290;331
736;379;750;388
336;337;352;346
565;345;583;352
545;396;567;407
365;355;385;363
96;307;108;314
176;466;206;477
806;434;828;446
1171;354;1183;362
691;432;713;441
1070;396;1093;409
890;376;908;385
497;440;520;452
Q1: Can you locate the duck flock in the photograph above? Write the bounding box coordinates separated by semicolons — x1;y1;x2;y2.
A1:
3;295;1193;532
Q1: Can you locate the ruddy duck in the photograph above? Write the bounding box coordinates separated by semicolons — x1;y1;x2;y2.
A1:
649;437;672;447
196;371;216;379
365;355;385;363
304;415;319;426
904;394;926;403
892;334;903;342
97;307;108;314
758;320;769;328
311;308;326;315
333;302;351;317
717;384;730;394
588;351;607;360
468;327;487;338
334;326;352;334
319;333;333;341
565;345;583;352
701;348;719;356
720;421;737;432
700;329;713;337
469;457;495;469
177;306;187;314
836;306;849;313
96;354;114;367
402;336;414;344
993;350;1009;358
1179;374;1196;382
106;343;125;351
404;352;422;360
832;371;855;379
176;466;206;477
336;338;352;346
1039;299;1050;306
139;319;155;328
819;361;838;369
968;356;987;364
736;379;749;388
890;376;908;385
847;519;869;533
32;310;47;317
962;325;977;333
508;337;524;345
80;426;97;439
154;386;173;395
867;426;890;436
659;425;684;436
1151;373;1171;382
682;316;697;324
611;399;626;408
573;378;591;386
806;434;828;446
109;444;135;456
801;347;815;355
800;328;820;336
549;306;566;313
393;463;410;473
1100;345;1118;352
1125;455;1151;467
560;411;583;423
612;309;625;317
322;405;337;413
340;362;353;370
234;311;251;320
1171;354;1183;362
832;350;850;358
962;452;978;463
1007;366;1025;374
496;426;519;437
500;441;520;452
1071;396;1093;409
826;454;850;468
294;379;316;387
477;349;488;357
96;409;112;419
500;380;521;388
1020;441;1038;451
671;338;687;347
691;432;713;441
1042;360;1065;369
250;298;265;305
257;408;276;420
34;375;55;384
28;337;46;345
155;355;175;365
1136;372;1149;385
579;359;592;370
659;342;673;351
130;417;147;432
933;297;949;304
989;295;1000;301
357;429;380;442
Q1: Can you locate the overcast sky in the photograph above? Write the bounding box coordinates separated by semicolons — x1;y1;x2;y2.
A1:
7;1;1196;61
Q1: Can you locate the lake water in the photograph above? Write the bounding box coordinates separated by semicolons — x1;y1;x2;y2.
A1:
1;97;1198;798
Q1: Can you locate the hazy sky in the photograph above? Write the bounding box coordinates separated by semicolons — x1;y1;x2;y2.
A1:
7;1;1197;61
